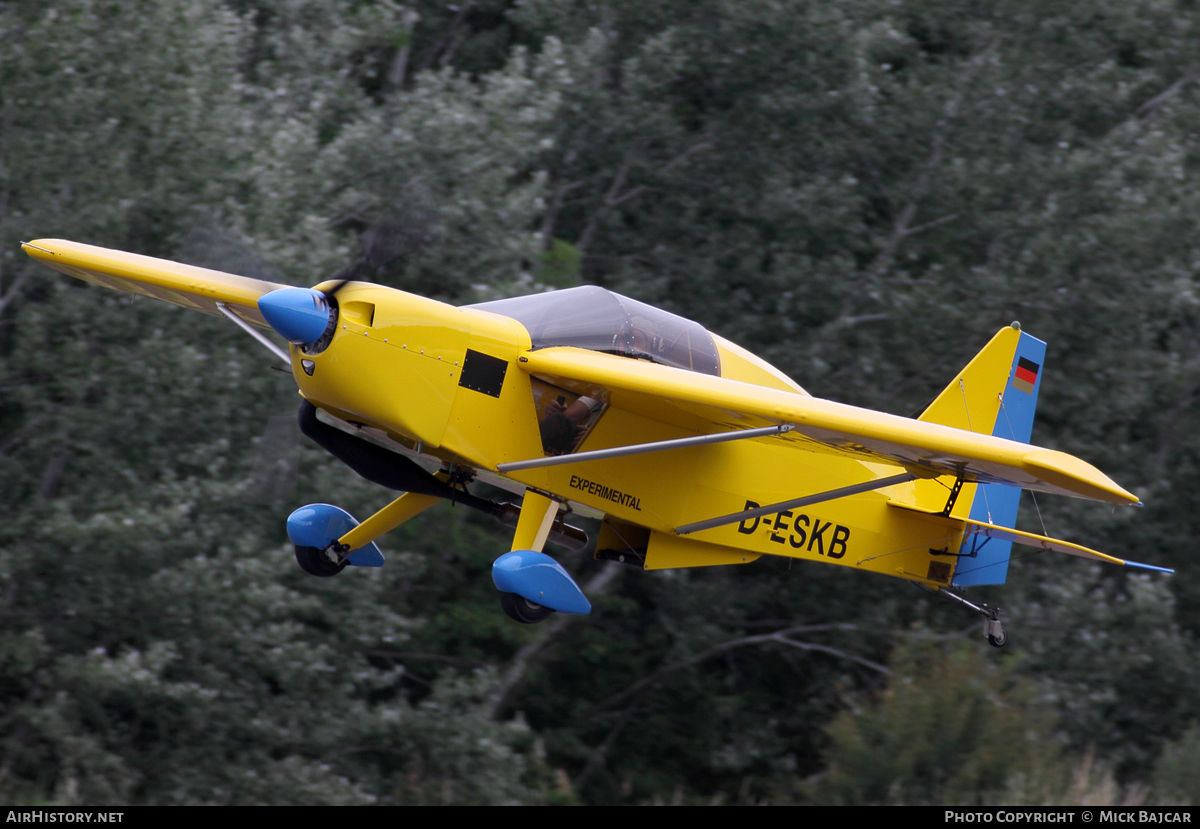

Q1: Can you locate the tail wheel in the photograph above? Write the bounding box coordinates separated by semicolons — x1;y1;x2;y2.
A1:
987;627;1008;648
499;591;555;624
294;545;346;577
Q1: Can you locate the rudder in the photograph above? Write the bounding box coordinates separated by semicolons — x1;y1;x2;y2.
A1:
897;323;1046;585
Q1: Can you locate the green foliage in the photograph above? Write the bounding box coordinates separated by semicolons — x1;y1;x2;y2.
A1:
538;238;583;286
1007;568;1200;780
810;639;1061;806
1152;726;1200;806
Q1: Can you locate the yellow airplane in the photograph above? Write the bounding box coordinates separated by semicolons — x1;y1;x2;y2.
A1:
22;238;1171;646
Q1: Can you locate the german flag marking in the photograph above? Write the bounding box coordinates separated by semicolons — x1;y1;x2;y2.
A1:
1013;356;1040;394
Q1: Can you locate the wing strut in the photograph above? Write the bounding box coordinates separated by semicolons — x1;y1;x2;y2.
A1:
675;472;917;536
216;301;291;365
496;424;793;473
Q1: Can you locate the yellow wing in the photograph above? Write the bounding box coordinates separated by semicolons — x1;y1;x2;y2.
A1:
517;346;1138;506
22;238;288;328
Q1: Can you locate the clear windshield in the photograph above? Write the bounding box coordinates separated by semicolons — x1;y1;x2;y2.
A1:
467;286;721;376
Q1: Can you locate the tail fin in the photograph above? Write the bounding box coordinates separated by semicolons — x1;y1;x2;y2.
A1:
895;323;1046;585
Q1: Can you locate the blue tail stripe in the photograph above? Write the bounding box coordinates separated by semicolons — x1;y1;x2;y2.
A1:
992;332;1045;444
953;332;1046;587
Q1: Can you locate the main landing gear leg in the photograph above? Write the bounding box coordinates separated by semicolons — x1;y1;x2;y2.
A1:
931;586;1009;648
509;490;559;554
335;491;442;557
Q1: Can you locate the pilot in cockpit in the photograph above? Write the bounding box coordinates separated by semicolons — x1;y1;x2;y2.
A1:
538;317;659;455
615;317;655;360
541;394;603;455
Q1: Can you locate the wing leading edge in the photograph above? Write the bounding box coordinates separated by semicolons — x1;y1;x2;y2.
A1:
517;346;1138;507
22;238;288;328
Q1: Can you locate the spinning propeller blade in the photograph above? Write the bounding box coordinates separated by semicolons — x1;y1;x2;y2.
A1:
319;279;350;299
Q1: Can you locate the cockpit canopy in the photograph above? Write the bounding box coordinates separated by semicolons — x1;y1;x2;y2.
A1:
467;286;721;376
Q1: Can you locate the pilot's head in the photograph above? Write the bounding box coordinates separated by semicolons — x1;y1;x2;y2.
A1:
539;413;577;455
620;316;656;356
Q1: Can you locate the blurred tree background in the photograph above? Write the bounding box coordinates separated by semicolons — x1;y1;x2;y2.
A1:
2;0;1200;805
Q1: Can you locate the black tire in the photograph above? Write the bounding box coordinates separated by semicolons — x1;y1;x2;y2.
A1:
295;544;347;577
987;628;1008;648
498;591;555;624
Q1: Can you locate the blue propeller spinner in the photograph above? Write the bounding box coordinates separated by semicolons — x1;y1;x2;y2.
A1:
258;287;332;345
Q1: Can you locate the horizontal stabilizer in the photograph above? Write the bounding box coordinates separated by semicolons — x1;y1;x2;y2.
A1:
958;519;1173;575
